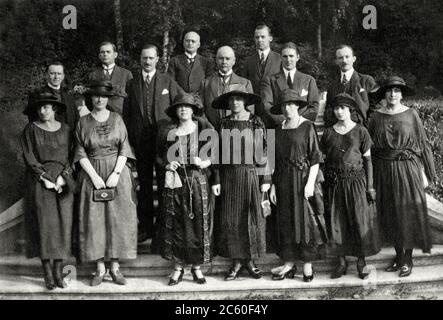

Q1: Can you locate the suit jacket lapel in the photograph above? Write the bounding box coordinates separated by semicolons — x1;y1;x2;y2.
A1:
209;75;220;97
180;54;192;72
275;72;287;92
263;51;276;77
134;71;144;117
349;71;360;92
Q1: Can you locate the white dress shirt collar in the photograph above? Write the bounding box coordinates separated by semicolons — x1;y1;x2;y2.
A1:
257;48;271;60
184;52;197;59
47;83;61;90
142;69;156;82
103;63;115;71
283;68;297;82
341;68;354;82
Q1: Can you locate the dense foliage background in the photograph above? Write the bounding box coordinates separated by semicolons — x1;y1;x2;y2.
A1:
0;0;442;210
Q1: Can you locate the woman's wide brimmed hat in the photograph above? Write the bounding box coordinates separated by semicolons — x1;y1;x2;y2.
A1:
211;89;261;110
373;76;415;101
331;93;358;110
86;80;117;97
270;89;308;115
165;93;204;118
29;91;67;114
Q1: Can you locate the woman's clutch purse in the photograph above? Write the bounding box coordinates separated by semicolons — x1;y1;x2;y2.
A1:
261;192;272;218
93;188;115;202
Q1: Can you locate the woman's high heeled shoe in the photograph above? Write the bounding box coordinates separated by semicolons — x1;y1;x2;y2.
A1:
53;260;67;289
272;266;297;281
357;260;369;280
168;268;184;286
43;262;56;290
225;261;243;281
303;268;315;282
330;261;348;279
244;260;262;279
191;268;207;284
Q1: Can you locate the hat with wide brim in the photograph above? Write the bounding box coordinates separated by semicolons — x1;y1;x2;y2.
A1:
331;93;358;110
85;80;117;97
29;91;67;114
212;90;261;110
372;76;415;101
165;93;204;118
270;89;308;115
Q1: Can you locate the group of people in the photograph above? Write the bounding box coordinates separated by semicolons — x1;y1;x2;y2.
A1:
20;24;436;290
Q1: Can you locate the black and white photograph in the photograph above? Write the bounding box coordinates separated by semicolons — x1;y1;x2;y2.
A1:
0;0;443;304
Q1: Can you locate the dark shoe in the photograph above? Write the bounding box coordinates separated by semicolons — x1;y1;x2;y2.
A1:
272;266;297;281
399;263;413;277
303;268;315;283
43;263;56;290
244;260;262;279
357;261;369;280
224;261;243;281
168;269;184;286
110;269;127;285
191;268;207;284
53;261;67;289
90;272;106;287
385;259;402;272
330;262;348;279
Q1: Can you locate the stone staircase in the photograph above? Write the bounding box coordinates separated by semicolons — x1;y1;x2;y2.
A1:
0;246;443;299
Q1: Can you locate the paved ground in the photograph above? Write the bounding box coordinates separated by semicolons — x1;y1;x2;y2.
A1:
1;264;443;300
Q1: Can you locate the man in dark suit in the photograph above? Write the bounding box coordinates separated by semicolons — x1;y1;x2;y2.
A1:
199;46;254;127
261;42;319;128
324;44;378;127
89;41;133;115
167;30;214;93
123;44;183;243
243;24;282;96
24;61;78;132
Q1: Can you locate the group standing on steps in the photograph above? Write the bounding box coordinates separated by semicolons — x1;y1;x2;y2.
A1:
20;24;436;290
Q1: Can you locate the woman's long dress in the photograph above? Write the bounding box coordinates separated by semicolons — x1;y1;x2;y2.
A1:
214;114;271;259
157;119;214;265
321;124;381;257
368;108;436;252
21;122;74;260
273;121;327;261
74;112;137;262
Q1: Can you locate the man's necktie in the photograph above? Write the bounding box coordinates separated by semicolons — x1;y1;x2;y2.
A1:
342;75;348;86
220;73;229;84
259;52;265;65
104;69;111;80
188;57;195;66
145;75;151;87
287;73;293;88
259;52;266;77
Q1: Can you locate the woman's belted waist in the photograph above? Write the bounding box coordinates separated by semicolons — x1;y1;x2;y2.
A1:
87;151;119;160
324;166;365;183
373;149;419;161
277;157;309;171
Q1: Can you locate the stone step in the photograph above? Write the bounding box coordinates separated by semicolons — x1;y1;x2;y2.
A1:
1;246;443;278
0;263;442;300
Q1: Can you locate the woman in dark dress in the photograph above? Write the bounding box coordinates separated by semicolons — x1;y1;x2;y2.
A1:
74;81;137;286
21;92;75;290
321;93;381;279
368;76;435;277
211;89;271;281
269;89;327;282
157;93;215;286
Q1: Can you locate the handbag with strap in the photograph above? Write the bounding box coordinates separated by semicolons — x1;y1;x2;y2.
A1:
93;188;115;202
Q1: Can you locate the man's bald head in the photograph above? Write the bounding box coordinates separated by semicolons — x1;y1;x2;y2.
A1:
216;46;236;74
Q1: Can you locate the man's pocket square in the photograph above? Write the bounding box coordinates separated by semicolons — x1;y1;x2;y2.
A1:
162;89;169;95
301;89;308;96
